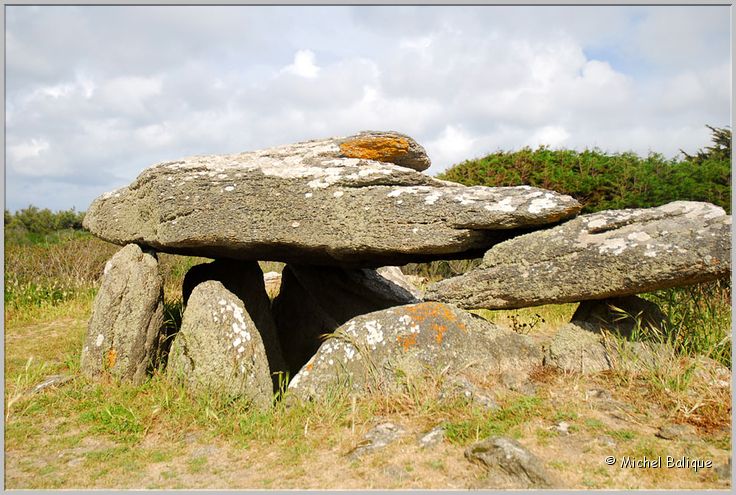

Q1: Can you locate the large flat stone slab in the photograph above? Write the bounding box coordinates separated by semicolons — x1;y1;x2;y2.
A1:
82;131;580;266
426;201;731;309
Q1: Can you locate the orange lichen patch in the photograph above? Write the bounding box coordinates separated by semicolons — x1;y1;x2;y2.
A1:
339;136;410;163
106;348;117;369
431;323;448;345
397;334;418;352
305;362;314;372
404;302;458;326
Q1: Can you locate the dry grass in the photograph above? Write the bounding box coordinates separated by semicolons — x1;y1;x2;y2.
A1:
3;292;731;489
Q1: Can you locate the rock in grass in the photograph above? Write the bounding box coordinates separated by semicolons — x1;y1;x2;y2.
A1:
272;264;420;376
81;244;165;384
426;201;731;309
544;322;673;374
286;302;542;401
166;280;273;409
465;436;556;488
349;422;406;458
82;131;581;266
182;259;287;380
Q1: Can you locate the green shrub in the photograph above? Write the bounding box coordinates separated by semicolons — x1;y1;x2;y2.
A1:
437;126;731;214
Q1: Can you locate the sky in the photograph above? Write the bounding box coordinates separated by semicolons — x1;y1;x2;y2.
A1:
4;5;732;212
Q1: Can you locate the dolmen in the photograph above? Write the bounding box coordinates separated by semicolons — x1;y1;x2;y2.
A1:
80;130;732;405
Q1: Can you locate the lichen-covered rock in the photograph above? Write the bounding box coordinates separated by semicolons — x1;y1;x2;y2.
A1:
426;201;731;309
181;259;286;380
82;131;581;266
571;295;667;338
80;244;165;384
272;264;421;375
465;437;557;488
287;302;542;401
166;280;273;409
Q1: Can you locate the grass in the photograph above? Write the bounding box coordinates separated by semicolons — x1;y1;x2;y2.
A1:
3;233;732;489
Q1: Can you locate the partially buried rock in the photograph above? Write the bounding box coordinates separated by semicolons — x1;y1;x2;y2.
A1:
426;201;731;309
349;422;406;458
82;131;580;266
545;322;673;374
465;436;556;488
167;280;273;409
272;264;420;376
286;302;542;401
81;244;165;384
182;259;286;380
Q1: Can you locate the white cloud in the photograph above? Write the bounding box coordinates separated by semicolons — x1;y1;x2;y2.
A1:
283;49;321;78
8;138;50;162
3;5;730;212
528;126;571;148
425;125;476;174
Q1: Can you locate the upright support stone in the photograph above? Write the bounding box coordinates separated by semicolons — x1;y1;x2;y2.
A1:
272;264;419;376
80;244;165;384
167;280;273;409
181;259;287;382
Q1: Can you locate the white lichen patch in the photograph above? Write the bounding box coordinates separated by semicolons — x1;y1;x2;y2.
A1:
424;192;442;205
484;197;516;213
344;343;356;361
453;194;477;205
528;195;558;214
224;185;235;192
333;191;344;198
587;217;608;230
627;231;652;242
398;315;412;326
291;221;301;228
95;334;104;347
304;192;313;198
364;320;384;348
597;238;628;255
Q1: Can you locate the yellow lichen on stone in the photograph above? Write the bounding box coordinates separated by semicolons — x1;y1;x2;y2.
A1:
106;348;117;369
339;136;410;163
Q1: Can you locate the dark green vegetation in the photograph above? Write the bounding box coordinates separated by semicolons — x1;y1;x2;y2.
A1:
5;205;86;245
438;125;731;214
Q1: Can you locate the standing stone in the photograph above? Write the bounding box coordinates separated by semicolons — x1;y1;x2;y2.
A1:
426;201;731;309
272;264;420;375
181;259;286;379
80;244;165;384
167;280;273;409
82;131;581;266
287;302;543;401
